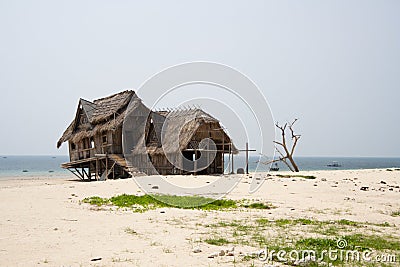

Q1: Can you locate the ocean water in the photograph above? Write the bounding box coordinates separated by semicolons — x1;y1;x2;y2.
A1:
0;156;71;178
0;155;399;179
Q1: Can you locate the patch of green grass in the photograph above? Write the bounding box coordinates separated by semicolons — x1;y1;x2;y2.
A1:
375;221;392;227
294;234;400;264
241;255;257;262
256;218;387;229
84;194;237;211
316;225;342;236
391;210;400;217
204;237;230;246
296;237;338;250
205;217;399;265
337;219;359;226
243;202;273;209
343;234;400;251
300;234;400;252
296;218;314;225
82;196;109;206
255;218;270;226
82;194;278;212
276;174;316;179
274;219;293;227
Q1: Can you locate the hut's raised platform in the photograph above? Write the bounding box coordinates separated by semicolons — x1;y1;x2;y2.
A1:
61;154;131;181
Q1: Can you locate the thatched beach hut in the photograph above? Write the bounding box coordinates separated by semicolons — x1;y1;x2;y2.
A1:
57;90;236;180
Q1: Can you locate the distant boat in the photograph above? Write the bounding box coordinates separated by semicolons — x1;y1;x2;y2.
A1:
327;161;341;167
270;162;279;171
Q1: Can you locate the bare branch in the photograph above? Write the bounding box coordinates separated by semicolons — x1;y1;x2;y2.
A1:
273;119;301;172
273;141;284;147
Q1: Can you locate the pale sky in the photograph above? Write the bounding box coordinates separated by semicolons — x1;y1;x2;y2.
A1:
0;0;399;157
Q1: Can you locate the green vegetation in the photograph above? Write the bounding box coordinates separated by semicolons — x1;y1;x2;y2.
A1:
124;227;138;235
342;234;400;251
337;219;359;226
206;217;399;266
391;210;400;217
83;194;237;210
204;237;230;246
82;196;109;206
276;174;316;179
242;202;274;209
82;194;273;212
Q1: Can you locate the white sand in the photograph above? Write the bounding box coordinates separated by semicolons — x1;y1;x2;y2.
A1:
0;169;399;266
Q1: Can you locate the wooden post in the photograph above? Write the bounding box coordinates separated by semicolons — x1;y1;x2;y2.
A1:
105;155;108;180
231;143;234;174
222;135;225;174
194;149;197;175
88;164;91;180
245;142;249;174
95;158;98;180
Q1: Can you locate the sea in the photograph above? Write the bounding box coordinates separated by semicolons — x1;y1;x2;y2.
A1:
0;155;400;180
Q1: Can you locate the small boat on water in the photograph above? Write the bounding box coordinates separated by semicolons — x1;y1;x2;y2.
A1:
270;162;279;171
327;161;341;167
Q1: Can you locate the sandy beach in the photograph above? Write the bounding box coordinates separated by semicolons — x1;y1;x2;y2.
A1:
0;169;399;266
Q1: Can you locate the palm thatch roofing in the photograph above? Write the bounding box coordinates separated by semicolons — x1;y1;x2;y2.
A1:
57;90;236;153
146;109;235;155
57;90;136;148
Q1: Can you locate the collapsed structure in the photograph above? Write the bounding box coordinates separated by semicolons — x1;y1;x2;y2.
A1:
57;90;236;180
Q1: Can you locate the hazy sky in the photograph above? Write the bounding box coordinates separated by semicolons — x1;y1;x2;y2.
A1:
1;0;399;157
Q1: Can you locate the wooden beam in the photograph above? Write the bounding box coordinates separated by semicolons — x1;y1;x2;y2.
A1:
82;168;90;181
74;168;84;180
246;142;249;174
95;158;98;180
68;168;83;180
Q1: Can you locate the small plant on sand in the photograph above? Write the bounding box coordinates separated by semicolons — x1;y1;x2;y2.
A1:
391;210;400;217
82;196;109;206
162;247;173;253
124;227;138;235
204;237;230;246
337;219;359;226
243;202;274;209
276;174;316;179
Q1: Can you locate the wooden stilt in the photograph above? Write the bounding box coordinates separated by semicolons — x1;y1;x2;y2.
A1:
194;149;197;176
231;144;234;174
68;168;83;180
95;159;98;180
222;137;225;174
105;155;108;180
246;142;249;175
82;168;90;180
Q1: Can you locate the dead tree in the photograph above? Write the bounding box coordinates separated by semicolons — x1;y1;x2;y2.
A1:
262;119;301;172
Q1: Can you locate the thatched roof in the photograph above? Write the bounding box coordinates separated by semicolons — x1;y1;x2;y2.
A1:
57;90;236;153
57;90;136;148
146;109;236;154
